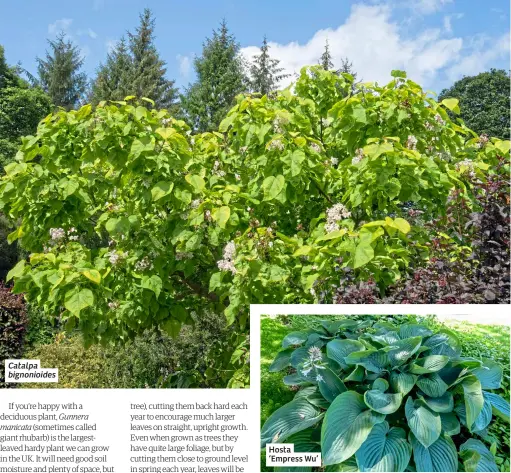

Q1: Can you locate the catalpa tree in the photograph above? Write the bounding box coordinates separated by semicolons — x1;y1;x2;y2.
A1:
1;68;508;348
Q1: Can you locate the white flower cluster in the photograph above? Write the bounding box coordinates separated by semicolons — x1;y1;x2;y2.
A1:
239;146;248;154
107;251;127;266
272;115;289;133
217;241;237;275
212;160;226;177
308;346;322;362
330;157;339;166
190;199;202;209
49;228;66;242
434;114;445;126
455;159;475;177
161;118;171;126
135;256;153;272
352;148;364;165
406;135;418;150
175;252;193;261
268;139;285;151
300;346;326;378
108;301;119;310
321;118;332;127
309;142;321;154
325;203;351;233
476;134;489;149
424;121;434;131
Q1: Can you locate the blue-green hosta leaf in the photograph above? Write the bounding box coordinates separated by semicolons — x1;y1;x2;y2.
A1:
269;348;293;372
345;350;389;373
416;373;448;397
451;357;483;369
306;332;325;348
317;367;347;403
405;397;441;448
321;391;385;466
483;392;510;422
260;399;324;448
462;375;484;432
459;439;498;472
409;355;450;374
368;331;400;346
410;432;457;472
283;331;309;348
439;412;460;435
344;365;366;382
283;373;309;386
364;390;403;414
423;330;461;357
291;347;310;368
389;372;417;396
387;336;423;367
418;391;454;413
274;429;320;472
356;421;411;472
398;324;433;339
472;359;503;390
325;457;359;472
456;397;493;432
372;378;389;392
326;339;366;369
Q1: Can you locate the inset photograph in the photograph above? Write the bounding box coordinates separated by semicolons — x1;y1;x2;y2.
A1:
260;314;510;472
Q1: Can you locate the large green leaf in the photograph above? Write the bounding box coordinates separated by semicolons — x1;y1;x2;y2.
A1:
483;392;510;422
269;348;293;372
389;372;416;396
318;367;348;403
356;421;411;472
283;331;309;348
472;359;503;389
326;339;366;369
462;375;484;432
416;373;448;397
291;347;311;369
151;181;174;201
274;429;320;472
140;275;162;299
260;399;324;448
410;432;457;472
455;397;493;432
439;412;460;435
417;391;453;413
344;365;366;382
387;336;422;367
459;439;498;472
404;397;441;448
321;391;385;466
398;324;432;339
105;216;130;235
212;206;231;228
263;174;285;201
345;350;388;373
64;288;94;316
364;390;403;414
423;330;461;358
409;355;450;374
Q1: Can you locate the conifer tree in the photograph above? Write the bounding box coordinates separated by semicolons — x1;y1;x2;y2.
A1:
320;39;334;70
249;36;289;95
182;20;247;132
339;56;357;80
37;32;87;110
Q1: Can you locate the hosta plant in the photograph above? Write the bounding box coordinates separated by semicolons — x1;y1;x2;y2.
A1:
261;318;510;472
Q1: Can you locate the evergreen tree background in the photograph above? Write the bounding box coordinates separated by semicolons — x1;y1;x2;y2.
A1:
90;9;178;111
319;40;357;81
36;32;87;110
320;40;334;70
181;20;247;132
249;36;289;95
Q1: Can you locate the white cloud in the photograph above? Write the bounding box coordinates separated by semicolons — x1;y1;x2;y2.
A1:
241;4;463;89
177;54;192;79
412;0;453;14
48;18;73;35
443;13;464;34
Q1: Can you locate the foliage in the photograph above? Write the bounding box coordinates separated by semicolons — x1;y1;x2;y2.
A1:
320;40;335;71
181;20;248;132
438;69;510;140
37;32;87;110
261;316;510;472
249;37;290;96
0;215;20;281
0;284;27;388
0;45;22;89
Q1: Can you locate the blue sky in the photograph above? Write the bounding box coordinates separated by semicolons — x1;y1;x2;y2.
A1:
0;0;509;94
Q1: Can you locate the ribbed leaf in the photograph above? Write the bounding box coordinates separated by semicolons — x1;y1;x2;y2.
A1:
405;397;441;448
345;350;389;373
372;378;389;392
439;412;460;435
387;336;423;367
462;375;484;432
472;359;503;389
484;391;510;422
290;347;310;368
318;367;347;403
283;331;309;348
364;390;403;414
344;365;366;382
410;432;457;472
325;457;359;472
368;331;400;346
261;399;324;448
269;348;293;372
398;324;433;339
283;373;309;386
390;372;416;396
456;397;493;432
326;339;366;369
418;391;454;413
321;391;385;466
416;373;448;397
409;355;450;374
423;330;461;357
274;430;320;472
460;439;498;472
356;421;411;472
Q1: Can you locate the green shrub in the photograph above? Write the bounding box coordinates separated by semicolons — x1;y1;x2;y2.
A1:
261;316;510;472
0;284;26;388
